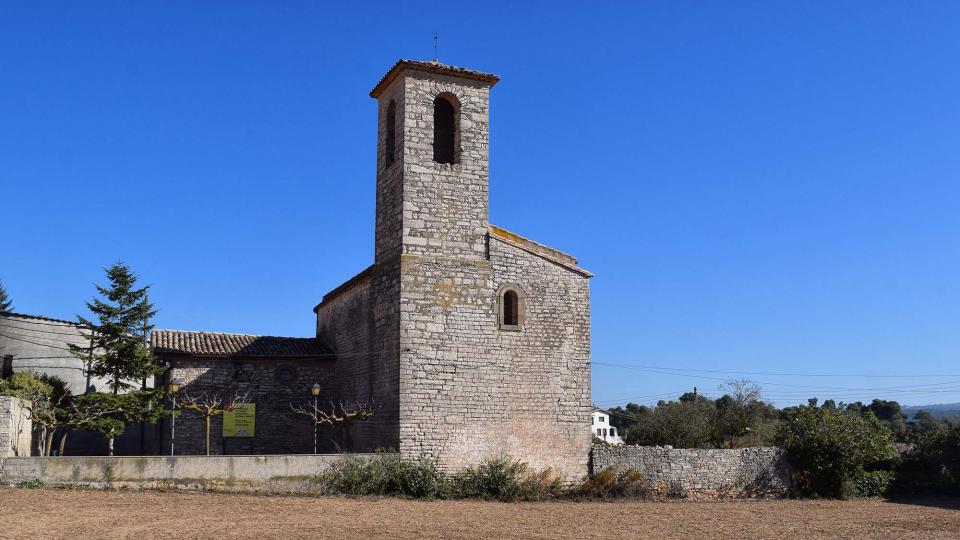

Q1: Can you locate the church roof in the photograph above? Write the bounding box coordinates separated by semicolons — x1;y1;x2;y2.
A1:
489;225;593;277
151;329;332;358
370;59;499;98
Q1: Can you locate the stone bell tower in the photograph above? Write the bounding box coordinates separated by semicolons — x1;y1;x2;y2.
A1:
319;60;590;479
370;61;512;469
370;60;498;263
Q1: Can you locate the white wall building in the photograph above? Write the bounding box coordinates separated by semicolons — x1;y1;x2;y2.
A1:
591;408;624;445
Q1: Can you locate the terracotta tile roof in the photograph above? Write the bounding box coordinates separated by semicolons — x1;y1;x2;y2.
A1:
370;59;499;98
151;330;331;357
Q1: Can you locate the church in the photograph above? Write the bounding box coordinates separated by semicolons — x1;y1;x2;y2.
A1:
152;60;593;477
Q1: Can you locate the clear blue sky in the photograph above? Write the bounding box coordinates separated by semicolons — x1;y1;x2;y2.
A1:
4;2;959;408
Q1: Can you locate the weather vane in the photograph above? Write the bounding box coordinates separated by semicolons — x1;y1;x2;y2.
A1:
433;33;439;62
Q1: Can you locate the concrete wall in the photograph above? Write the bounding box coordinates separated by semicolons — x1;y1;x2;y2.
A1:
0;454;383;493
591;445;792;499
0;396;32;457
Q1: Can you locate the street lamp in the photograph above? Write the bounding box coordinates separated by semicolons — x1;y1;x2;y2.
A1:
311;383;321;454
168;379;183;456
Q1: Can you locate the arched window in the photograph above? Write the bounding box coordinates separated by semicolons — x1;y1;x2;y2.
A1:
385;100;396;167
503;290;519;325
498;285;524;330
433;95;457;164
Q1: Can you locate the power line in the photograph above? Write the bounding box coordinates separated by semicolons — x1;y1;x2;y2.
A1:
594;390;694;404
0;316;85;328
593;360;960;379
594;362;960;392
0;332;79;352
0;322;88;337
8;356;76;360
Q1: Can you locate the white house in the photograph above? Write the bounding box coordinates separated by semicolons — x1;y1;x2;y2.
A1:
591;408;624;445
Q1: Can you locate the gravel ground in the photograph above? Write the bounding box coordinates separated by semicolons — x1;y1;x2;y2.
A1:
0;487;958;539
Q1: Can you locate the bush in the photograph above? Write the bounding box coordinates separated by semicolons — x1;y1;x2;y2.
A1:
850;469;893;497
322;454;562;501
15;479;44;489
776;406;895;498
322;453;446;498
577;467;652;499
450;455;563;501
889;423;960;496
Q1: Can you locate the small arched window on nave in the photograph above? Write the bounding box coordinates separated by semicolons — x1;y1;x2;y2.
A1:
433;94;457;164
503;290;519;325
385;100;397;167
498;285;524;330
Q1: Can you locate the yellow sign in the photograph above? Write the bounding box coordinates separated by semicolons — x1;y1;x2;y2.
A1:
223;403;256;437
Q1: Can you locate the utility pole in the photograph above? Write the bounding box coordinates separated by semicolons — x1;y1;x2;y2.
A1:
140;294;149;455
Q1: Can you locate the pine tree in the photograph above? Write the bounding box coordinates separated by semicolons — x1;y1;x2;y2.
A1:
70;263;161;394
0;279;13;311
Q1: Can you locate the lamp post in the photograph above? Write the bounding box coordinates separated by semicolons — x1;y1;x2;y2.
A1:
311;383;321;454
168;379;182;456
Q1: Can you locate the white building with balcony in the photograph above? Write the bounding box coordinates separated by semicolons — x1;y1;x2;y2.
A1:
591;408;624;445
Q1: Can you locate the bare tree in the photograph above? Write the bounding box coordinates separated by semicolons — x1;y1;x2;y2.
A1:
179;392;248;455
711;379;768;448
289;400;375;451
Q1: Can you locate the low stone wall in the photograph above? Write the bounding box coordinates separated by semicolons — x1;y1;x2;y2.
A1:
0;454;384;493
591;445;791;499
0;396;32;457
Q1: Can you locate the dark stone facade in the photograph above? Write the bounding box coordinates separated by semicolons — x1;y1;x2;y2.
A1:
157;355;336;455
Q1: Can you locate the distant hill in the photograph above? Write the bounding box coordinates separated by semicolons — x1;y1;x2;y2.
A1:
902;402;960;420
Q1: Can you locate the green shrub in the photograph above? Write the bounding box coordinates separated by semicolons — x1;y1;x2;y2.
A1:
322;453;447;498
776;406;895;498
16;479;44;489
323;454;563;501
890;423;960;496
850;469;893;497
450;455;562;501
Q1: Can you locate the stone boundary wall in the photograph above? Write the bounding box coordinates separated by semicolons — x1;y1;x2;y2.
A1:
0;454;385;493
0;397;31;457
591;445;792;499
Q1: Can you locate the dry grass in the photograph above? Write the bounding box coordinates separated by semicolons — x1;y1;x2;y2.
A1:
1;487;958;539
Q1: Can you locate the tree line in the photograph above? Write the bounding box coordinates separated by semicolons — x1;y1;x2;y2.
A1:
604;381;960;498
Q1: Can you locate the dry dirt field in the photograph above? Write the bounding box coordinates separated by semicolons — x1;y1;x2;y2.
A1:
1;487;958;539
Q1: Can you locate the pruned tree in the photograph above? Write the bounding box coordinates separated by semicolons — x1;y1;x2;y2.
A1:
0;278;12;311
290;400;376;451
60;390;166;456
290;400;375;427
180;391;248;455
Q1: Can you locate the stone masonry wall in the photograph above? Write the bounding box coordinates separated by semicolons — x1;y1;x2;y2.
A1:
487;238;592;477
315;267;401;453
161;356;336;455
591;445;792;499
0;397;32;457
396;71;491;260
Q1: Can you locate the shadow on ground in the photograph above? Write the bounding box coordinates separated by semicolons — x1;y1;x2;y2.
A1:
885;497;960;511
